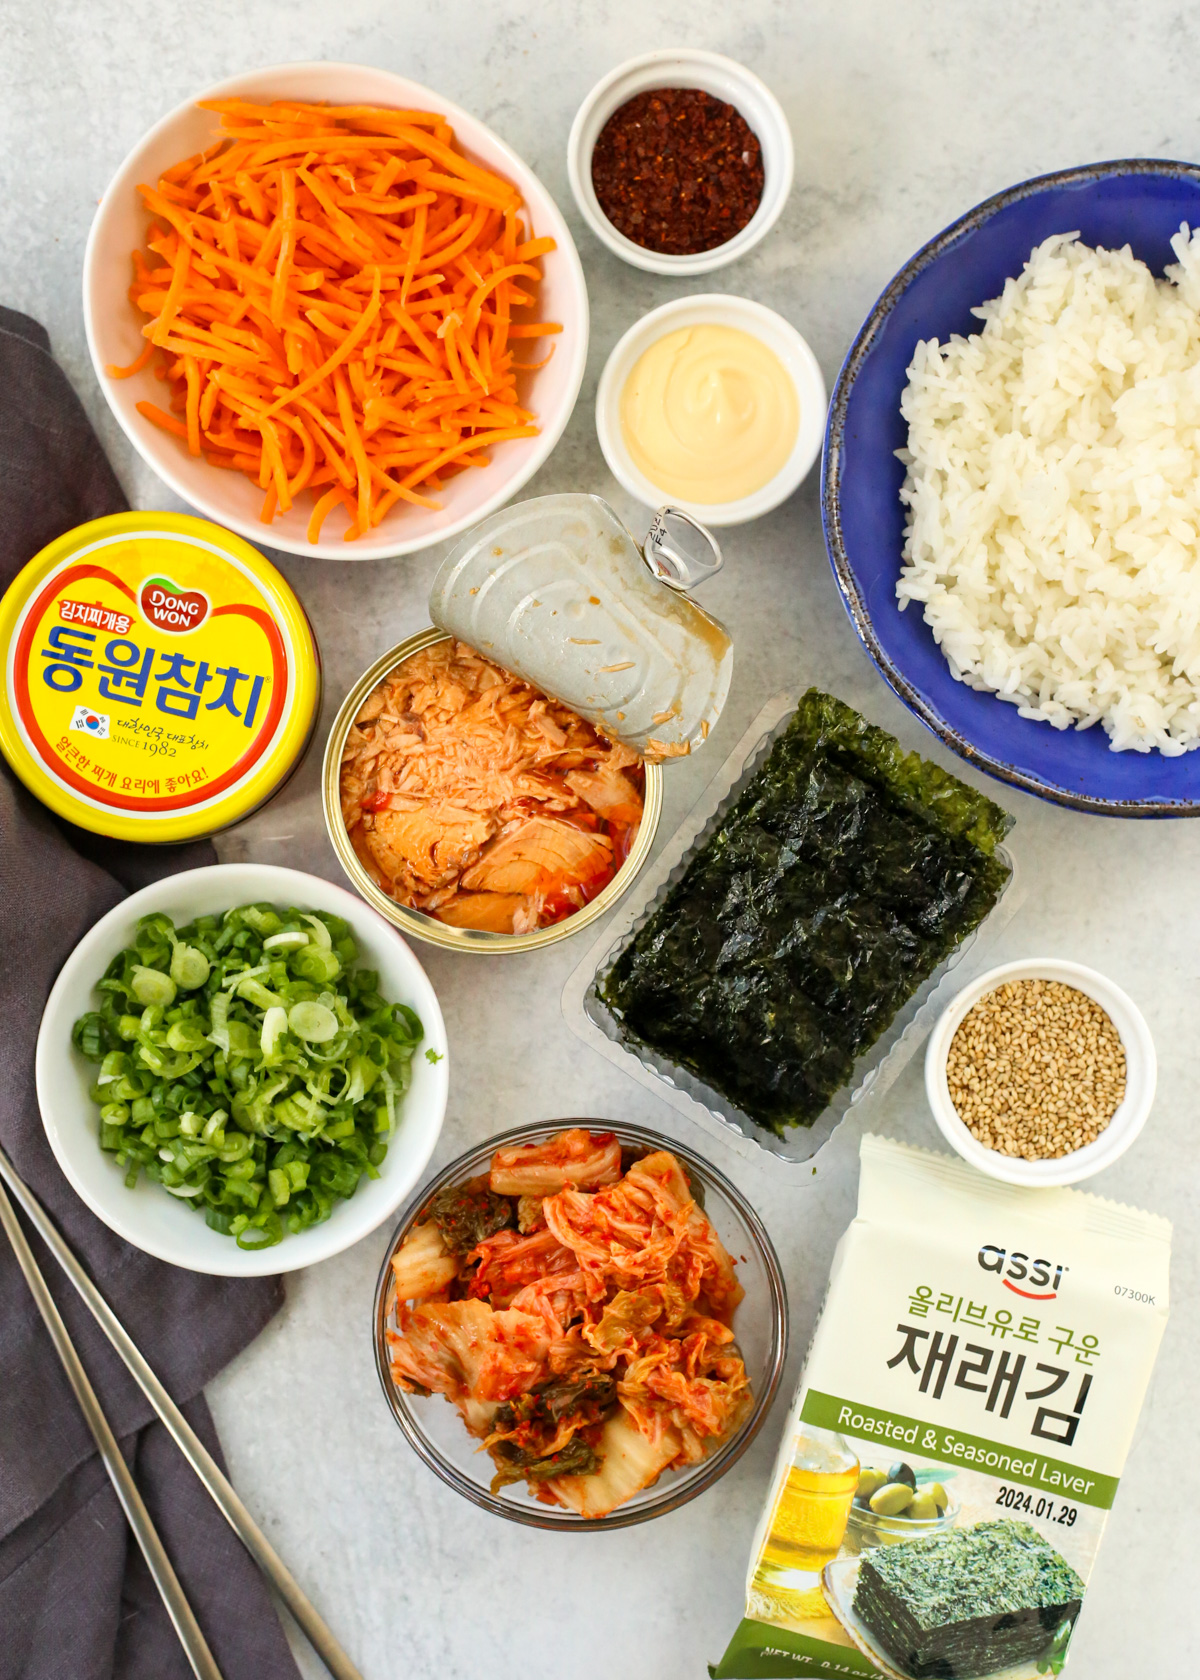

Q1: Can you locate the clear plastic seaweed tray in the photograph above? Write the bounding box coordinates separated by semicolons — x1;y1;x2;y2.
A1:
562;692;1023;1170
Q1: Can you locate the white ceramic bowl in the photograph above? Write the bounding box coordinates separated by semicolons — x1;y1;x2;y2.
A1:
37;863;448;1274
83;62;589;561
596;293;826;524
568;50;792;275
924;959;1156;1187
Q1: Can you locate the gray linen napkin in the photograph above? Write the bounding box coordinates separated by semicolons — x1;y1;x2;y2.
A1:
0;307;302;1680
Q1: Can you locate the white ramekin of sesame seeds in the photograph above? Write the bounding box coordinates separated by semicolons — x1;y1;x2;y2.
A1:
924;959;1156;1187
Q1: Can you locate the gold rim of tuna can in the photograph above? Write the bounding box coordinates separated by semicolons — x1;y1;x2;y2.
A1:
321;627;664;953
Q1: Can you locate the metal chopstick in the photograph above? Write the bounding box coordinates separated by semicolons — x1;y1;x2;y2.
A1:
0;1174;224;1680
0;1144;363;1680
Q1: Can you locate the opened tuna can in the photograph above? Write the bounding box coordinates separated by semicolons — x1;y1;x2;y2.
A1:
322;492;732;952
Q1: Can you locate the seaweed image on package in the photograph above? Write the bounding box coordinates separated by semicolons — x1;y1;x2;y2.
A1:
852;1519;1085;1679
601;691;1012;1134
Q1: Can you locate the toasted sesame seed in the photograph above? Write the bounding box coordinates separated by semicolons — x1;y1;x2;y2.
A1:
945;979;1126;1161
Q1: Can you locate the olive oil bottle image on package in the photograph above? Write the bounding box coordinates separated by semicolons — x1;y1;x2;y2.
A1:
754;1431;859;1618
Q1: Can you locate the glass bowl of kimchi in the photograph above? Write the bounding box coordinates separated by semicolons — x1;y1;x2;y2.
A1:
372;1120;787;1528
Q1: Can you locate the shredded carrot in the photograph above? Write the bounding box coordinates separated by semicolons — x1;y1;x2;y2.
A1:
270;166;297;327
137;400;188;440
106;342;155;378
183;354;202;455
307;484;349;544
118;100;560;543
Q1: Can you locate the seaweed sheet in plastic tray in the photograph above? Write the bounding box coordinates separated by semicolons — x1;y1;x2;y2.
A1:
561;693;1023;1169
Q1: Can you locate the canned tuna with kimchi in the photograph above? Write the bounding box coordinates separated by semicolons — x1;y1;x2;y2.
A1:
322;628;663;954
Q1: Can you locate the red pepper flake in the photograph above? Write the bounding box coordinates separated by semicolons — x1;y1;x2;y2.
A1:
590;86;765;256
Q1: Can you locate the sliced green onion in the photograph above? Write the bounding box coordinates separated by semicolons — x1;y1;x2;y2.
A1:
131;965;176;1008
273;1095;315;1132
226;1020;257;1058
97;1051;128;1086
207;991;231;1053
202;1111;228;1144
169;943;211;989
237;976;285;1011
236;1216;282;1250
238;906;283;936
288;1001;338;1042
344;1056;368;1105
260;1005;288;1056
73;902;423;1250
301;913;332;949
379;1064;397;1133
291;945;342;983
166;1019;208;1053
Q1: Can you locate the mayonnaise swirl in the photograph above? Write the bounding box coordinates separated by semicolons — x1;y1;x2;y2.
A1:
619;323;799;504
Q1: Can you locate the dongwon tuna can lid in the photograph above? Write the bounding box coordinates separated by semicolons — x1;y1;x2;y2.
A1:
0;511;320;842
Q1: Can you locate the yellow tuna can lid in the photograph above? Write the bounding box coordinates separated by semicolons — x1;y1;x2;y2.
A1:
0;512;320;842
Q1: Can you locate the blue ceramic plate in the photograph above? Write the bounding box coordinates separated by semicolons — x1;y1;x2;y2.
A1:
822;159;1200;816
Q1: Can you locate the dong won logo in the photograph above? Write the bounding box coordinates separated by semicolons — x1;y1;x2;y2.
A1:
979;1243;1069;1300
139;575;210;634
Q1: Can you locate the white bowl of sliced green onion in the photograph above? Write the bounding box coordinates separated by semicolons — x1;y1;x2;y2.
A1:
37;863;448;1275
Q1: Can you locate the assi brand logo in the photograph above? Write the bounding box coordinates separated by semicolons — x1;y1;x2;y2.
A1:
138;575;210;634
978;1243;1069;1300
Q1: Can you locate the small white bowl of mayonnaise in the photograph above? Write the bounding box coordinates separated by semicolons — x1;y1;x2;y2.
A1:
595;294;826;525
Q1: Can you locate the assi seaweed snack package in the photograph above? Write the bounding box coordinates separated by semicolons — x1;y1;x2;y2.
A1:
713;1137;1170;1679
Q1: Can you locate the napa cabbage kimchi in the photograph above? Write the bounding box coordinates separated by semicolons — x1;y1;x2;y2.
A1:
386;1127;752;1517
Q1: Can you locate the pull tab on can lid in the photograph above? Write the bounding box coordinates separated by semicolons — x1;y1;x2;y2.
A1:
428;493;732;758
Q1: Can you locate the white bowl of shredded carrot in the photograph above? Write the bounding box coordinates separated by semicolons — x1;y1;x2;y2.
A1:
83;63;588;559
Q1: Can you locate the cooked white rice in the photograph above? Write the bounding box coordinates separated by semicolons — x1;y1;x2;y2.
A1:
896;224;1200;755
